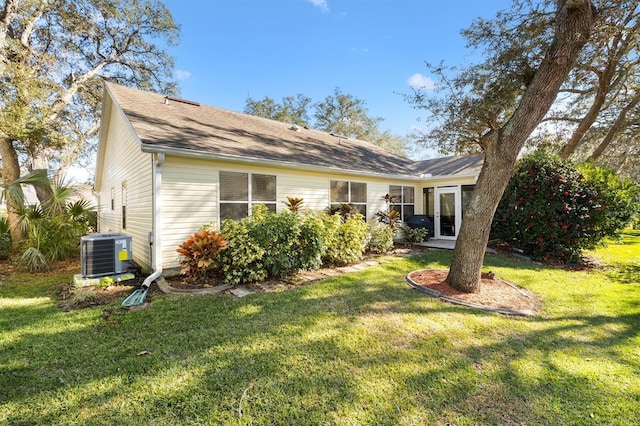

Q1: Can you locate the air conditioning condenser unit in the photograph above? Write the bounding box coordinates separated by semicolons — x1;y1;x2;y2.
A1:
81;233;132;278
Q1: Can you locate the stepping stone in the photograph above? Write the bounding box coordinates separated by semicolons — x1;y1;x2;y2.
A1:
230;287;255;298
255;282;273;291
300;273;326;281
336;266;359;273
287;275;311;283
320;269;341;277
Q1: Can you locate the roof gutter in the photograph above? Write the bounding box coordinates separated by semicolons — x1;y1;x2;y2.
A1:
423;173;480;183
140;144;425;182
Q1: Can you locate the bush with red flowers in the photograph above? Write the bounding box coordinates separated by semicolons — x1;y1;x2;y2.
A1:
492;150;639;261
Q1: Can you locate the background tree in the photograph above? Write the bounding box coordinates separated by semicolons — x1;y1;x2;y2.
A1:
244;94;312;127
553;1;640;163
407;0;596;292
0;0;179;245
409;1;640;181
244;87;408;156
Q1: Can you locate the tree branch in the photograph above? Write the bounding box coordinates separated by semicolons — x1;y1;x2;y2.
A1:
0;0;20;52
19;0;48;51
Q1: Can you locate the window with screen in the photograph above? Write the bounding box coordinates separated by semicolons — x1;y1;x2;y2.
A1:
389;185;415;222
330;180;367;218
219;171;276;222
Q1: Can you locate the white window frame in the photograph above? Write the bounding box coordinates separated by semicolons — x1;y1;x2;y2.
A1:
330;180;367;218
389;185;415;222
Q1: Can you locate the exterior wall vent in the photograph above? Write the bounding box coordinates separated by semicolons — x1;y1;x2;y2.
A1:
81;233;133;278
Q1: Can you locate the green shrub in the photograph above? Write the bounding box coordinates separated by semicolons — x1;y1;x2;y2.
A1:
212;205;327;285
295;214;326;270
8;178;97;272
249;207;305;278
0;217;10;260
367;224;394;254
322;213;369;266
217;218;267;286
0;234;10;260
176;229;228;280
400;224;429;243
96;276;115;289
578;163;640;239
493;150;639;260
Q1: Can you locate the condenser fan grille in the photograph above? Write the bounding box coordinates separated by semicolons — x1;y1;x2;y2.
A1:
81;233;132;278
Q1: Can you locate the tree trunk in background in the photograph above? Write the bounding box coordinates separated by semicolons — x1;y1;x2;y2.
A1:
559;76;609;159
588;91;640;162
447;0;596;292
28;147;54;206
0;138;24;247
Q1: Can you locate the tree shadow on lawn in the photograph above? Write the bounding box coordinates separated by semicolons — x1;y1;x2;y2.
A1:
606;263;640;285
2;251;640;424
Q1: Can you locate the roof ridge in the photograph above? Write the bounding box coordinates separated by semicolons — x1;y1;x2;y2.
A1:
104;81;482;177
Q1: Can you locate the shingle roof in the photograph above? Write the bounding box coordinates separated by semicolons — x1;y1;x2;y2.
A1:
411;154;483;177
104;82;483;178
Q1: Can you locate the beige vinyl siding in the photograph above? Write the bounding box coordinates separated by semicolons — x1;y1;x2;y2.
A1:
160;156;218;269
367;182;391;224
97;101;153;268
157;157;429;269
277;173;329;213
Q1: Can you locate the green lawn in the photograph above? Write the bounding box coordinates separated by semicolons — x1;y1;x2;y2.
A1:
1;231;639;425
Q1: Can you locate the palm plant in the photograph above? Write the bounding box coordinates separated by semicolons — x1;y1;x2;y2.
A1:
7;174;97;271
0;169;50;210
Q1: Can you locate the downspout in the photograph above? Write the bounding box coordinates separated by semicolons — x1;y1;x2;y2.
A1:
142;152;164;288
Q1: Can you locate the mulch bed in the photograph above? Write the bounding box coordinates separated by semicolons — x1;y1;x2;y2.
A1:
407;269;541;313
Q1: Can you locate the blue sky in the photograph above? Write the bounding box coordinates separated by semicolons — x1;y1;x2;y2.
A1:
160;0;511;158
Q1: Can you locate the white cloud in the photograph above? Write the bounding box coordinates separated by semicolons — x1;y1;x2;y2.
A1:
309;0;329;13
175;69;192;81
407;73;435;90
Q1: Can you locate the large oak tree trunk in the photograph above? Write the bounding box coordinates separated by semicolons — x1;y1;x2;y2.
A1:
447;0;596;293
0;138;23;247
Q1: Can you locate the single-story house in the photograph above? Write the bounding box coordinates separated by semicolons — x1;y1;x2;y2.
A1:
95;82;483;274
